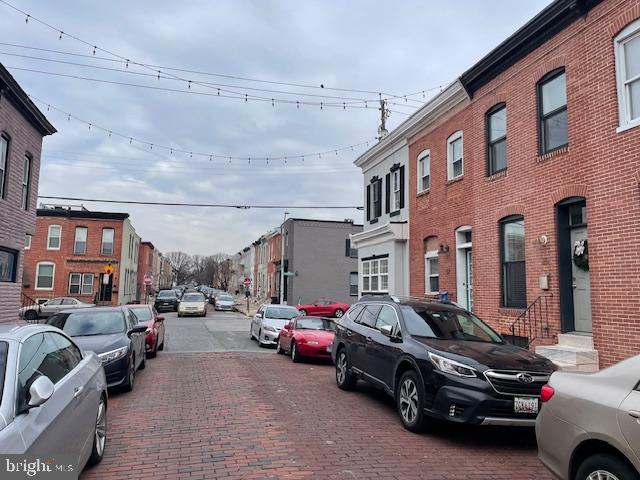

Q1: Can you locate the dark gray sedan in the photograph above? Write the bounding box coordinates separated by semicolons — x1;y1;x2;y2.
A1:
0;323;108;472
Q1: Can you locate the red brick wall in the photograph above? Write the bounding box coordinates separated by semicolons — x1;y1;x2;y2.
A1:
0;96;44;322
137;242;154;297
408;0;640;366
267;233;281;298
23;216;125;305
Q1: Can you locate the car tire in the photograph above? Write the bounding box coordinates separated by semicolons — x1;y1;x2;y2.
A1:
299;309;307;316
291;341;302;363
335;348;357;390
396;370;427;433
276;338;285;354
87;396;107;466
24;309;39;321
257;330;265;348
139;352;146;370
122;356;135;392
158;335;164;351
575;454;640;480
334;308;344;318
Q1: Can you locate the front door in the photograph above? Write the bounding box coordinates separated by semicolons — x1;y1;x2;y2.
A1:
465;250;473;311
99;274;113;303
570;227;592;333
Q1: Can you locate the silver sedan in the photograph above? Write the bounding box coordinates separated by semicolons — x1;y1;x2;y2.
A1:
0;323;108;473
536;355;640;480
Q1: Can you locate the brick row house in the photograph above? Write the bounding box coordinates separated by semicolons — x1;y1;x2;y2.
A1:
355;0;640;369
0;63;56;323
22;206;141;306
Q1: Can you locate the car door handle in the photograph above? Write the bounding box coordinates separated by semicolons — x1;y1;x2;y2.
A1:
628;410;640;419
73;386;84;399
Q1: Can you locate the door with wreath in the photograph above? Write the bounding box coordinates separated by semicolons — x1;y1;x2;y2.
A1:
570;227;592;333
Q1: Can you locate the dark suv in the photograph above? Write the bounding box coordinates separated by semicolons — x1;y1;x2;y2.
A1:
332;296;556;432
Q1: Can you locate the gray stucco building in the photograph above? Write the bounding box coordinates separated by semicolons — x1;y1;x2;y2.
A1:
280;219;363;306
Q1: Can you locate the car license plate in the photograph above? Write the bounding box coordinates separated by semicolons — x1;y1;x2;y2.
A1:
162;302;169;305
514;397;539;414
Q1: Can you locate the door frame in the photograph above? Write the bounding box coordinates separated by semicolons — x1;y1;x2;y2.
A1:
455;226;472;310
555;196;587;333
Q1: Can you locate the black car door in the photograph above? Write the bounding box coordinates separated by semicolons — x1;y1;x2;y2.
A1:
349;305;381;373
365;305;404;392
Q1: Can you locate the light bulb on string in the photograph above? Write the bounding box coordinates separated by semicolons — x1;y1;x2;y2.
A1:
190;152;193;158
188;81;191;89
320;102;323;110
248;157;251;164
46;104;50;111
296;101;300;109
150;144;153;150
129;138;133;144
108;131;112;137
125;59;129;68
271;99;274;107
170;148;173;155
67;114;70;121
59;31;64;40
93;46;97;55
209;155;212;162
25;14;29;23
228;157;231;164
88;123;91;130
217;89;220;95
157;71;161;80
245;94;248;102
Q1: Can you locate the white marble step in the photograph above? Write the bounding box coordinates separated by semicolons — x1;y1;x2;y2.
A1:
535;343;599;371
551;359;599;373
557;333;594;350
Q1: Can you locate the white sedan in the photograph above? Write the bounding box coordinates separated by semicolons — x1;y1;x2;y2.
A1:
178;293;207;317
19;297;95;321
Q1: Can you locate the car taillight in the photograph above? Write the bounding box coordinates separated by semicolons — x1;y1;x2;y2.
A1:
540;384;555;403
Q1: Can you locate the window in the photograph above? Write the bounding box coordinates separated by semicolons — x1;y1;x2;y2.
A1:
362;258;389;293
372;180;381;218
418;150;430;193
344;238;357;258
24;235;31;250
538;69;568;153
375;305;398;332
0;134;8;199
47;225;61;250
615;19;640;130
35;262;55;290
0;247;18;282
501;216;526;308
392;170;401;211
357;305;381;328
425;252;439;294
69;273;94;295
447;131;464;180
349;272;358;296
74;227;88;255
101;228;115;255
21;154;31;210
487;104;507;175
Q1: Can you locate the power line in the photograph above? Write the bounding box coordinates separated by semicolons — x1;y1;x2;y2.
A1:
37;195;364;210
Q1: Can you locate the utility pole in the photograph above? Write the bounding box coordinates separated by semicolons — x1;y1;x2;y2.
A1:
378;97;390;140
279;211;290;304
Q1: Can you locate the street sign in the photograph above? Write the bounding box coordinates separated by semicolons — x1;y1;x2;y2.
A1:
283;272;296;277
243;277;251;285
143;275;153;286
103;264;114;275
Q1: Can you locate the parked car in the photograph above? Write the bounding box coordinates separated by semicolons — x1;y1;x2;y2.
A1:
297;299;350;318
47;307;147;391
276;316;335;362
0;323;108;471
128;304;166;358
178;293;207;317
19;297;95;321
214;293;235;311
154;290;179;312
537;354;640;480
332;296;556;432
250;304;300;347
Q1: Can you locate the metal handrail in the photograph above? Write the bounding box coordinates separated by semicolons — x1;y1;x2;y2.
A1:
509;295;552;348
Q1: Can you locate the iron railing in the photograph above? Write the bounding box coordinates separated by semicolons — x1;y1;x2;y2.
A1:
508;295;552;349
20;293;42;323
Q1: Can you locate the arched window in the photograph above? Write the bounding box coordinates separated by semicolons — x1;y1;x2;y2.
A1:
615;18;640;130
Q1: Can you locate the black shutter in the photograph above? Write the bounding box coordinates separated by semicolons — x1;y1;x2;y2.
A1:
399;165;405;209
376;179;383;217
366;185;371;221
345;238;351;257
385;173;391;214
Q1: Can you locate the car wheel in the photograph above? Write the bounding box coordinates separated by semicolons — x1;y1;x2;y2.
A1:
139;351;146;370
158;334;164;351
298;309;307;316
397;370;427;432
575;454;640;480
122;356;135;392
334;308;344;318
335;348;356;390
291;341;302;363
276;338;284;354
87;396;107;466
24;309;39;321
258;330;265;348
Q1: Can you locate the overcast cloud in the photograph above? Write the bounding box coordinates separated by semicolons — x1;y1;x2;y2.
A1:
1;0;551;255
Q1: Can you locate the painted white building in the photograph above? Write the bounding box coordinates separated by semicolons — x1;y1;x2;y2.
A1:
118;218;140;305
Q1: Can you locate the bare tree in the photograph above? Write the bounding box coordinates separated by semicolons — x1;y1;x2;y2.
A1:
211;253;233;291
166;251;192;285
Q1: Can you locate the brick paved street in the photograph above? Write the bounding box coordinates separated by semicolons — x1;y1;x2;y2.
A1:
81;349;551;479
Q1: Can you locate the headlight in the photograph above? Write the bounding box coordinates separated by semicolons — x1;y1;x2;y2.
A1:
428;352;477;378
98;346;129;364
304;340;319;346
263;326;276;333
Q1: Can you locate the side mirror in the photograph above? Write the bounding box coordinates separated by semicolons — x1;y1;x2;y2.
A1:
28;376;54;408
379;324;393;336
128;325;147;337
156;316;165;322
256;312;263;319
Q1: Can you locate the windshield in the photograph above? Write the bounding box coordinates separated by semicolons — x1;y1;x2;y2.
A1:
297;318;334;331
400;306;503;344
129;307;152;321
218;295;233;302
265;306;299;320
182;294;205;303
158;291;176;298
48;311;126;336
0;342;7;408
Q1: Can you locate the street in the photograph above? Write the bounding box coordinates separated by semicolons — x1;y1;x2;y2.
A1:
81;307;550;480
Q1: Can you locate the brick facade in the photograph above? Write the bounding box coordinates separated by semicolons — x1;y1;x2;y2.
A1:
138;241;155;300
407;0;640;366
267;231;281;299
0;64;55;323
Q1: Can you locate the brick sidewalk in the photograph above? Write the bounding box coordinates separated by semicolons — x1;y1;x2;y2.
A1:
81;353;551;480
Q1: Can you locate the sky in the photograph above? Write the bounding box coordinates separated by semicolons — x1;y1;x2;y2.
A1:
1;0;552;256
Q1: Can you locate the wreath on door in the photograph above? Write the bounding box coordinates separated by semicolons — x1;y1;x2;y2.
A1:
573;239;589;272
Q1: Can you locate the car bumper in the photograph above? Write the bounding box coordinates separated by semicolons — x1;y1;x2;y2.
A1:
215;304;235;310
536;405;584;480
261;329;280;345
155;303;177;311
297;343;333;358
179;309;206;316
103;356;130;388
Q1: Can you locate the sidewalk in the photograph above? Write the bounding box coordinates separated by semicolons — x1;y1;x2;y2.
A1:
234;296;261;317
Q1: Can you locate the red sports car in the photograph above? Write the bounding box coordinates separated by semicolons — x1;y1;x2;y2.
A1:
296;299;349;318
276;316;335;362
129;304;166;358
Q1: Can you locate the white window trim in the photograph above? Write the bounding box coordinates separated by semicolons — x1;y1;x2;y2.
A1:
447;131;464;181
417;149;431;194
362;258;389;293
101;228;115;255
24;234;31;250
392;170;401;212
615;19;640;132
35;261;55;290
47;225;62;251
424;250;439;295
69;272;94;295
74;227;88;255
